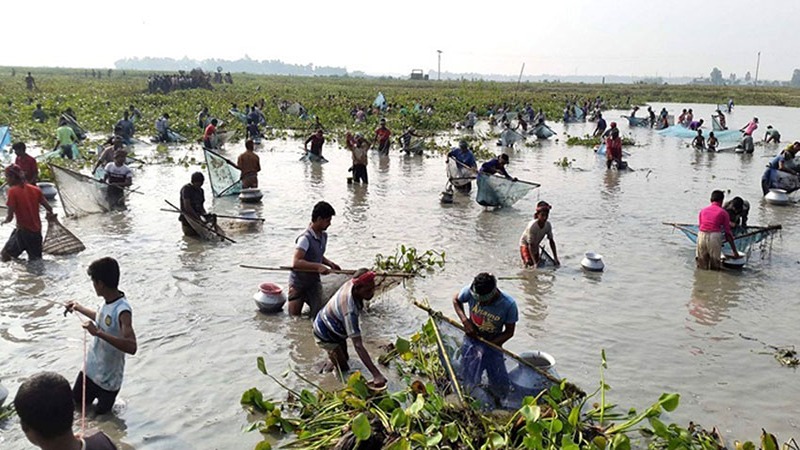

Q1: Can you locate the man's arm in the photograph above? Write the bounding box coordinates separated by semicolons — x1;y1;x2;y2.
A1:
321;256;340;271
65;301;97;321
350;336;385;385
452;292;477;336
292;247;330;274
3;204;14;224
491;322;515;347
85;310;137;355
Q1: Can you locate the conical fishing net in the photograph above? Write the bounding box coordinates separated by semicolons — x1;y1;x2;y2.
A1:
500;129;525;147
42;217;85;255
429;314;562;410
658;125;741;142
446;158;474;188
203;149;241;197
666;223;781;254
532;124;555;139
476;173;536;208
50;164;111;217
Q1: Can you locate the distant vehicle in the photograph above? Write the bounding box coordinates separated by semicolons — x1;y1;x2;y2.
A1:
410;69;428;81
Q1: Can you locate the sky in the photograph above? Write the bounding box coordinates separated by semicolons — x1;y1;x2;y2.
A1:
6;0;800;80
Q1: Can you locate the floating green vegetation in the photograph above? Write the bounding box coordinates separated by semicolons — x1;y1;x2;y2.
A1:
565;135;636;147
0;404;15;421
374;245;445;276
554;157;575;169
241;320;793;450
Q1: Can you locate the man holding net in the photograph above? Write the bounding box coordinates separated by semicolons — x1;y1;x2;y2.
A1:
1;165;56;262
452;273;518;398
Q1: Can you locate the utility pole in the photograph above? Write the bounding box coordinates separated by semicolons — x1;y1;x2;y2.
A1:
754;51;761;86
517;62;525;85
437;50;442;81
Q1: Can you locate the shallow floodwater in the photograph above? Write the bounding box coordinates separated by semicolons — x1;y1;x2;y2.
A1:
1;103;799;449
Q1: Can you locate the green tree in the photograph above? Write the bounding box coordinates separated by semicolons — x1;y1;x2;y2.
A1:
710;67;724;85
791;69;800;87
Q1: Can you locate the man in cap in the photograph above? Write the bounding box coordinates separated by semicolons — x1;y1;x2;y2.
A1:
14;372;117;449
697;190;740;270
1;164;56;262
313;268;386;388
479;153;514;180
13;142;39;184
452;273;518;395
519;201;560;268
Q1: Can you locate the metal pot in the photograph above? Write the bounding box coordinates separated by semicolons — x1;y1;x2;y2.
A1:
37;182;58;200
764;189;790;206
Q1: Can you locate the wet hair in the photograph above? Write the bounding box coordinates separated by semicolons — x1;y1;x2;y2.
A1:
12;142;26;152
163;113;169;119
710;190;725;204
88;257;121;290
191;171;205;183
471;273;497;295
245;139;254;150
499;153;509;163
14;372;75;439
210;118;218;125
311;201;336;222
731;197;744;209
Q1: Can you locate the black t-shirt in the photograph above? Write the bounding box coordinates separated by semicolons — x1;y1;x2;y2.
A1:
84;431;118;450
179;183;204;223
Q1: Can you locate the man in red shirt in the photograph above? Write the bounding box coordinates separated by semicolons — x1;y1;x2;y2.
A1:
374;118;392;155
13;142;39;184
203;118;218;149
696;190;740;270
1;164;55;261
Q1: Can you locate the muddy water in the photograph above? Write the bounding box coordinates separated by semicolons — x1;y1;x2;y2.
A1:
1;103;799;449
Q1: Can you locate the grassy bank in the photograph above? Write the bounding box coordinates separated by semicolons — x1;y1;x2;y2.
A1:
1;67;800;145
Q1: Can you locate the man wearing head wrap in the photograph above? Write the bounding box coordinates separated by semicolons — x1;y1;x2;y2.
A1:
519;201;560;268
452;273;518;394
2;165;56;261
313;269;386;388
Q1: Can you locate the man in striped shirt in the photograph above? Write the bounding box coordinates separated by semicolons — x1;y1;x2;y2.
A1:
313;269;386;388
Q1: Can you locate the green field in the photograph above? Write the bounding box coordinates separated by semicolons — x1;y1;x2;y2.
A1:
2;67;800;145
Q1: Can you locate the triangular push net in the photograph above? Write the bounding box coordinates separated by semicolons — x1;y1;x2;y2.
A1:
664;223;781;254
50;164;111;217
43;217;85;255
500;129;525;147
203;149;241;197
476;173;537;208
446;158;475;188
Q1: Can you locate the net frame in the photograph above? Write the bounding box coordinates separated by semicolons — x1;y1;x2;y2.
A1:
42;217;85;255
49;164;111;217
203;149;242;197
476;173;536;208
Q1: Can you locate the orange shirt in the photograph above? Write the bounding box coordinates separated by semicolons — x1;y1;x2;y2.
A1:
7;183;44;233
203;124;216;139
375;127;391;143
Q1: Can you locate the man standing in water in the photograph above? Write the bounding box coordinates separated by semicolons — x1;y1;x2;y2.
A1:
13;142;39;184
55;118;79;159
237;139;261;188
345;132;369;184
452;273;518;396
313;269;386;388
14;372;117;449
179;172;215;237
1;165;55;262
304;129;325;160
103;150;133;208
592;112;607;137
203;118;218;149
288;201;341;317
519;201;560;268
696;190;740;270
66;257;137;415
374;118;392;155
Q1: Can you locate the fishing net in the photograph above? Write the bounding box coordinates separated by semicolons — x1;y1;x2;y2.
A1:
42;217;85;255
50;164;111;217
626;116;649;127
712;115;725;131
665;223;781;255
476;173;536;208
446;158;475;188
499;129;525;147
574;106;585;120
285;102;303;116
430;314;561;410
203;149;241;197
183;213;230;242
773;171;800;194
531;124;555;139
0;126;11;151
658;125;741;142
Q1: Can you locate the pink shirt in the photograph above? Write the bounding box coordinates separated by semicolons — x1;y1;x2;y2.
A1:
744;121;758;136
698;202;733;238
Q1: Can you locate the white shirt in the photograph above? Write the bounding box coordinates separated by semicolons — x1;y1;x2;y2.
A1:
519;220;553;248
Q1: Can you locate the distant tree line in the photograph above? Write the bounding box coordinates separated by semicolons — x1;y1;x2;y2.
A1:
114;56;347;77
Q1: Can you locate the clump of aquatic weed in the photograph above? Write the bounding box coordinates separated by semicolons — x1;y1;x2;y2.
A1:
374;245;445;276
241;322;796;450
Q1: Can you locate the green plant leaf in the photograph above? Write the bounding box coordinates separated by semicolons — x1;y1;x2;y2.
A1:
658;393;680;412
407;394;425;416
352;413;371;441
649;417;668;438
254;441;272;450
395;337;411;353
593;436;607;450
612;433;630;450
391;408;409;429
256;356;267;375
549;418;563;433
487;432;506;449
601;349;607;368
385;437;411;450
568;406;580;427
427;432;443;447
520;404;541;423
443;422;459;442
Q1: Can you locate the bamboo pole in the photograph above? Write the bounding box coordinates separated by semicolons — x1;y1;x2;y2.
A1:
239;264;415;278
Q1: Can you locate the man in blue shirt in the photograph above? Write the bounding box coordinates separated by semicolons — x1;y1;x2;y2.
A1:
452;273;518;396
593;112;607;137
479;154;514;180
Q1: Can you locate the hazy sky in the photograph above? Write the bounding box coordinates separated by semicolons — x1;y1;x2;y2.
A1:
7;0;799;79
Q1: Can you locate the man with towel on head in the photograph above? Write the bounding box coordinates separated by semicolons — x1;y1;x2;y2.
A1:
313;269;386;388
452;273;518;397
